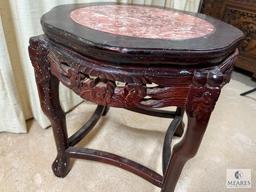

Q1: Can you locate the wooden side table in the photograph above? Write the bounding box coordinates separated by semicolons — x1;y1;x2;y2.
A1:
28;3;243;192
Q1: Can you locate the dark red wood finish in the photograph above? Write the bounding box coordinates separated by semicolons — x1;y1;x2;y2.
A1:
29;3;243;192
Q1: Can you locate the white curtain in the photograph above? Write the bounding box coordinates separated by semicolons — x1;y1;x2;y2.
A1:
0;16;27;133
0;0;200;133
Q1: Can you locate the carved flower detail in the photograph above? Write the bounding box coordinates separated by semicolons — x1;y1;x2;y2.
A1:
80;78;115;105
93;81;115;104
124;85;146;105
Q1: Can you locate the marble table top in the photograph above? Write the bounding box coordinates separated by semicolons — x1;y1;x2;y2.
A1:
41;3;244;65
70;5;215;40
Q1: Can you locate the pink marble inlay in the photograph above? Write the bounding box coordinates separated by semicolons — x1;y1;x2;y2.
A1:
70;5;215;40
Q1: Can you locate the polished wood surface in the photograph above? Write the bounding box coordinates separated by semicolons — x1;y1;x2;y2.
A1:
201;0;256;78
29;3;243;192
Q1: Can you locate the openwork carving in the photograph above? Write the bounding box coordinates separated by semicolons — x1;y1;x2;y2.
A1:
28;33;238;118
49;53;147;108
47;49;190;109
47;43;238;112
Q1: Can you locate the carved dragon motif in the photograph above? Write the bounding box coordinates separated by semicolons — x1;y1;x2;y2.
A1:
47;50;192;108
45;37;238;110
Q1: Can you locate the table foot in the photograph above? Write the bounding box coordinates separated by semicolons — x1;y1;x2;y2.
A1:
52;155;71;177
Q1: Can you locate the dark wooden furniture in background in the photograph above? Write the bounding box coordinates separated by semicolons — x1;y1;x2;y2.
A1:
29;3;243;192
200;0;256;78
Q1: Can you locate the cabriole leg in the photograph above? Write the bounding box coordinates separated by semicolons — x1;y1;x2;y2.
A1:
161;69;224;192
29;35;71;177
